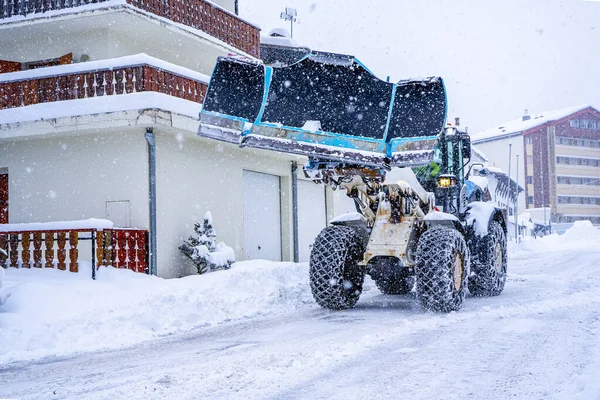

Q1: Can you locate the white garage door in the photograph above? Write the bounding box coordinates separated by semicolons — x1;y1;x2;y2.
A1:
243;170;282;261
298;180;327;262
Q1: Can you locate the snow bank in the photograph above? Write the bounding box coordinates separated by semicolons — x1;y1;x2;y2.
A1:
0;260;313;364
510;220;600;256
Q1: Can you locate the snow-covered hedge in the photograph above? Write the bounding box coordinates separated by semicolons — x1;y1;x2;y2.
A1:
179;211;235;274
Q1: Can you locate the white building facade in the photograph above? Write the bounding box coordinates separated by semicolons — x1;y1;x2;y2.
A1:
0;1;328;277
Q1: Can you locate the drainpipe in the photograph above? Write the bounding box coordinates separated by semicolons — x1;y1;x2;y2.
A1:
291;161;299;263
145;128;158;276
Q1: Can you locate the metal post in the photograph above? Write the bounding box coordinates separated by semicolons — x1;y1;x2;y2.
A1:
145;128;158;276
541;151;546;233
515;154;519;242
291;161;299;263
91;230;96;280
507;143;512;240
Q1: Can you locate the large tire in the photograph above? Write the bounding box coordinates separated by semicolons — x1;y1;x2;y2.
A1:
369;258;413;295
415;226;469;312
468;221;507;297
309;225;366;310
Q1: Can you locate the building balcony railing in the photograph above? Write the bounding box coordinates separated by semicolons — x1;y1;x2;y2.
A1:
0;0;260;58
0;54;208;111
0;227;149;277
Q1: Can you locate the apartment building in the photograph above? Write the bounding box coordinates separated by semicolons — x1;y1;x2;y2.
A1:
472;105;600;227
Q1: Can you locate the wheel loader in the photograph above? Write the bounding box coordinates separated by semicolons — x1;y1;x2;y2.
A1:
197;52;508;312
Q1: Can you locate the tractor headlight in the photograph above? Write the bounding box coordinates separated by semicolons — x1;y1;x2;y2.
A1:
438;175;457;188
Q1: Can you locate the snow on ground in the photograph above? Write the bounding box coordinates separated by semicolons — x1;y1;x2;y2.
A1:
1;221;600;399
0;260;312;364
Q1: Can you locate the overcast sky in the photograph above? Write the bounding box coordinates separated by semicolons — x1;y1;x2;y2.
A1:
240;0;600;133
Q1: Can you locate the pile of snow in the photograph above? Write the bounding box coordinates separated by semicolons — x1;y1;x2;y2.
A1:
468;175;489;190
560;220;600;242
209;242;235;266
0;266;4;290
0;260;313;364
510;220;600;256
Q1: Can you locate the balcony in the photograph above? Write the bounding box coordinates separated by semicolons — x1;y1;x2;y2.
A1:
0;0;260;58
0;54;207;112
0;223;149;277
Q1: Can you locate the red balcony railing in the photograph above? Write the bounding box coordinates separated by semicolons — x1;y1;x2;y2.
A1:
0;228;149;277
0;0;260;58
0;63;207;110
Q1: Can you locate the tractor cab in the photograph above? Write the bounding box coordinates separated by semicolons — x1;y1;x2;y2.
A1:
413;126;471;214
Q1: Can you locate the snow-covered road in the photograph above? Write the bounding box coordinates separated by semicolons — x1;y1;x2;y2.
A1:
2;225;600;399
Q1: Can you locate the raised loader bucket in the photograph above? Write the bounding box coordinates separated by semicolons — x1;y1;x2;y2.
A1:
199;58;265;143
199;54;447;168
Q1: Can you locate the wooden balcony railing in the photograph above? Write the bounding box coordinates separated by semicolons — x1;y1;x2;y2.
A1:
0;0;260;58
0;228;149;277
0;63;207;110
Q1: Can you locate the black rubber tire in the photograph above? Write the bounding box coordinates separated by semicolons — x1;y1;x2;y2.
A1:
468;221;507;297
309;225;366;310
369;258;413;295
415;226;469;312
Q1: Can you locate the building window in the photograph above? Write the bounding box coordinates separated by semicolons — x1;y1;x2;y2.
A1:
526;176;533;184
557;176;600;186
528;196;534;205
556;136;600;147
558;195;600;205
525;136;533;144
556;155;600;166
570;119;579;128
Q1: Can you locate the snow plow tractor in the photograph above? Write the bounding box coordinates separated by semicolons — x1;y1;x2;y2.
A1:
198;53;508;312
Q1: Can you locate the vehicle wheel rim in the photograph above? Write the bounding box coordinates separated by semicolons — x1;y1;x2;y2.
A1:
494;243;503;273
453;253;463;291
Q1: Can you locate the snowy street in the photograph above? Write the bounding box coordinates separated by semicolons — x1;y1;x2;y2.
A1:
1;224;600;399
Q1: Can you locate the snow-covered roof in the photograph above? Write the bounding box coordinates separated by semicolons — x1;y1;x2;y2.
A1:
472;104;590;143
471;145;489;162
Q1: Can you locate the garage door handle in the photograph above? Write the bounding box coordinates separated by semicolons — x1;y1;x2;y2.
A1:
258;245;261;250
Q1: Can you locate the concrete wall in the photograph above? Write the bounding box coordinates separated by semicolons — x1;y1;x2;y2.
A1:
0;132;149;226
211;0;236;13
